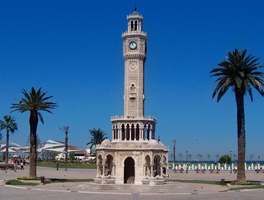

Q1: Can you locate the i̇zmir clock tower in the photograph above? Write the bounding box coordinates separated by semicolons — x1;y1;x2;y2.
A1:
95;8;169;185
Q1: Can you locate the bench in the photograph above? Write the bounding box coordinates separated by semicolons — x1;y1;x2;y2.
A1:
209;169;220;174
233;169;238;173
173;169;184;173
195;169;206;173
0;166;7;170
0;164;14;170
255;169;264;173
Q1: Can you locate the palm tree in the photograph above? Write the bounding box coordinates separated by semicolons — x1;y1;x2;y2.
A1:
250;154;254;164
11;87;57;178
188;154;192;161
210;49;264;184
216;154;219;162
87;128;107;149
233;154;237;163
0;115;18;163
59;126;69;171
178;153;183;163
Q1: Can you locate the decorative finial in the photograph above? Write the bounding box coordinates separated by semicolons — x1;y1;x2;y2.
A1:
135;1;137;11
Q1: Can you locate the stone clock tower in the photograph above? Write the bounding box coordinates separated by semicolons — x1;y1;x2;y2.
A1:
122;11;147;118
95;8;169;185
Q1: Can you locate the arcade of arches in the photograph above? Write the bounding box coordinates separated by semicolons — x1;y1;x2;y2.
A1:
95;142;169;185
111;120;156;141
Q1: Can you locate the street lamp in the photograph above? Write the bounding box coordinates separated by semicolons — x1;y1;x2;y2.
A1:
229;151;232;174
186;151;188;173
60;126;69;171
194;137;199;164
173;140;176;169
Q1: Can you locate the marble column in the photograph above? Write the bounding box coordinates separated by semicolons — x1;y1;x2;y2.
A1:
96;164;100;177
102;165;105;176
150;164;154;177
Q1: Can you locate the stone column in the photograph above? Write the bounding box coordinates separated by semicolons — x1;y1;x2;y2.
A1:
150;164;154;177
118;128;121;140
124;126;127;141
112;128;114;140
143;164;147;177
160;163;163;176
140;128;144;140
102;165;105;176
129;127;132;141
96;163;100;177
113;164;116;176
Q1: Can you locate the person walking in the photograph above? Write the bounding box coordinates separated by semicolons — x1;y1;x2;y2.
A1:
21;161;24;170
56;162;59;170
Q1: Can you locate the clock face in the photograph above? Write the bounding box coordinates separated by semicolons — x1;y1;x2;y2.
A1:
129;41;137;50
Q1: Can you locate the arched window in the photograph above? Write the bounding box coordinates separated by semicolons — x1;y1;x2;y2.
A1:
131;124;135;140
131;21;133;31
122;124;125;140
126;124;130;140
152;128;155;140
136;124;139;140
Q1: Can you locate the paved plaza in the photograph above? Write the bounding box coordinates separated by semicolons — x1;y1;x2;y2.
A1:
1;165;264;199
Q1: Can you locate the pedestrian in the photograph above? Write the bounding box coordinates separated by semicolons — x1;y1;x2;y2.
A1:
13;159;17;172
21;161;24;170
56;162;59;170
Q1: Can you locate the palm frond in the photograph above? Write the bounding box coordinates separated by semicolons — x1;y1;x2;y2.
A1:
211;49;264;102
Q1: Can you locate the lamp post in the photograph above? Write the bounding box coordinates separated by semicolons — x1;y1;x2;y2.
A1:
60;126;69;171
229;151;232;174
173;140;176;169
186;151;188;173
194;137;199;164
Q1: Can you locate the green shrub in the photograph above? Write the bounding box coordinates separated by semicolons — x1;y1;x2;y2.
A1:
219;155;231;163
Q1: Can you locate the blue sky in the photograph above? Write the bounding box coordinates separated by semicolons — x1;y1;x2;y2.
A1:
1;0;264;161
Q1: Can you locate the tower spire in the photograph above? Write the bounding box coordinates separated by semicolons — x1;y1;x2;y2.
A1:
135;1;137;11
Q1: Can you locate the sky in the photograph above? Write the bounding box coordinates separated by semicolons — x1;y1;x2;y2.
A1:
1;0;264;161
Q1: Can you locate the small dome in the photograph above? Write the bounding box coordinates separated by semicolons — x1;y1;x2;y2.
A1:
131;11;139;15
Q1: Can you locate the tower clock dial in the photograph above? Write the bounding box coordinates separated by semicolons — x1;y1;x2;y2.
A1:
129;41;137;49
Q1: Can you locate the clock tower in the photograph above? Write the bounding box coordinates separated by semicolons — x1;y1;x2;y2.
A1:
122;10;147;118
95;8;169;185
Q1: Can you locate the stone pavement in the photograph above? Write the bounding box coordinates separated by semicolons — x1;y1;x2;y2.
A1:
1;165;264;196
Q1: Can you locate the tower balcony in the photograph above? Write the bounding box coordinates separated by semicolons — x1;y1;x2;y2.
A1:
111;115;156;123
122;31;148;40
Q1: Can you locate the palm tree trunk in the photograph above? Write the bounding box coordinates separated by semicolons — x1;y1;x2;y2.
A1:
5;130;9;164
29;111;38;178
235;89;246;184
65;133;68;171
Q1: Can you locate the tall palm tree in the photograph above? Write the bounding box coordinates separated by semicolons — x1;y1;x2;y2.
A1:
87;128;107;150
210;49;264;184
0;115;18;163
250;154;254;164
11;87;57;178
233;153;237;165
216;154;219;162
188;154;192;161
59;126;69;171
